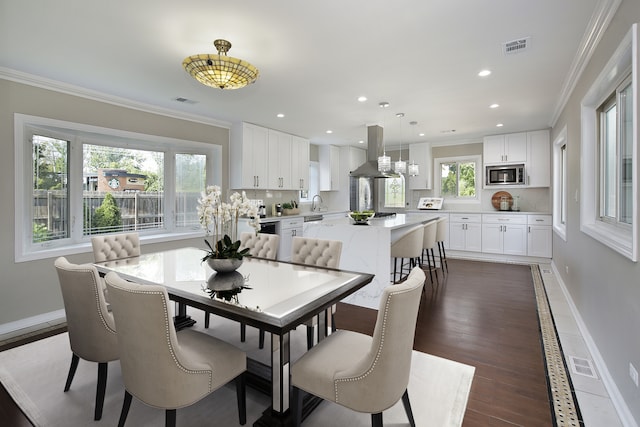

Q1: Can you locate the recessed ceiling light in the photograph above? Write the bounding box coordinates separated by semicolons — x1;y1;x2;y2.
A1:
358;140;364;144
478;69;492;77
276;113;285;118
326;130;333;134
358;96;367;102
419;133;425;137
490;104;499;109
496;123;504;127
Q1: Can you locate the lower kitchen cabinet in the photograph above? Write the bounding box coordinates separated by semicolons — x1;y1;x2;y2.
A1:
527;214;552;258
449;214;482;252
481;214;527;256
277;217;303;262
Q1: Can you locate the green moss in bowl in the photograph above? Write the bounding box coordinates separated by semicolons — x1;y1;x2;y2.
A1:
348;211;375;224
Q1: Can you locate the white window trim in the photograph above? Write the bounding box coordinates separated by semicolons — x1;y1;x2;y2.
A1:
553;126;568;241
580;23;638;261
433;155;482;204
14;113;222;262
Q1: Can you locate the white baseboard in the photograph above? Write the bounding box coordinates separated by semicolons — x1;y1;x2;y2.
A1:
550;261;638;427
0;309;66;338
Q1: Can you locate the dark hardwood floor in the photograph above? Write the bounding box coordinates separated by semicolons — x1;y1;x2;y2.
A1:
1;259;552;426
334;259;553;427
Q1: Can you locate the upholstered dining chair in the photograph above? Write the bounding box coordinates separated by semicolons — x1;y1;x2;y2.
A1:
54;256;119;421
421;220;439;286
104;271;247;427
291;266;425;427
91;232;140;263
390;224;424;283
291;236;343;349
204;232;280;350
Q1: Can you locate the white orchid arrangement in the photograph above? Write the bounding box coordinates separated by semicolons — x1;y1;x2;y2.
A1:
197;186;261;260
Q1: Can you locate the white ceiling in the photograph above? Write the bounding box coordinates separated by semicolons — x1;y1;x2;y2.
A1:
1;0;602;147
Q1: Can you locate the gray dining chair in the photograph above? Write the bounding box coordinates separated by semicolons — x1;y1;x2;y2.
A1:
54;256;119;421
104;271;247;427
291;236;343;349
291;266;425;427
204;232;280;350
91;232;140;262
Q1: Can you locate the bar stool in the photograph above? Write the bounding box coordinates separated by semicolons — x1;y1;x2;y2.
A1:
421;220;439;285
436;217;449;274
390;224;425;283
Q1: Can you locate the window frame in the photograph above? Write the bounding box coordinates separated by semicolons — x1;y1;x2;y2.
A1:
433;155;482;204
14;114;222;262
580;23;638;261
553;126;568;241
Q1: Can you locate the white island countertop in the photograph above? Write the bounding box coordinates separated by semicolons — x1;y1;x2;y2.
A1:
303;213;440;309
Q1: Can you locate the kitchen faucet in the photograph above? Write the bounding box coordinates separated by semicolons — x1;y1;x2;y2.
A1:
311;194;323;212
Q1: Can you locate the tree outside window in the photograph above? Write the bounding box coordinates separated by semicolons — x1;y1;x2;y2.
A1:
440;160;476;198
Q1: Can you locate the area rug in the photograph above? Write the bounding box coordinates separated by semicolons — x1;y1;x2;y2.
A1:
0;312;474;427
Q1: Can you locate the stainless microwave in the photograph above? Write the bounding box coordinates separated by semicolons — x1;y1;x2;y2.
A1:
486;164;525;186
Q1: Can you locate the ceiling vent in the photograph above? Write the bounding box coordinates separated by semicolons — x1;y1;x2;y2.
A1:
502;37;530;55
174;97;198;104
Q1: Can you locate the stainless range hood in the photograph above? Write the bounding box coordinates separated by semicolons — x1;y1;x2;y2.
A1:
349;125;399;178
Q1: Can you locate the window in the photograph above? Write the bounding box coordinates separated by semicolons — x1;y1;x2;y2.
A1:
580;23;638;261
15;114;221;262
383;174;405;208
434;155;481;202
553;126;568;241
299;161;319;202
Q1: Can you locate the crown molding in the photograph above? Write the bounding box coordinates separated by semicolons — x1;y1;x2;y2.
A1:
549;0;623;128
0;67;231;129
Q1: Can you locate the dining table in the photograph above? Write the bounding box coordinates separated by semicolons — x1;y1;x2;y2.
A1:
93;246;374;426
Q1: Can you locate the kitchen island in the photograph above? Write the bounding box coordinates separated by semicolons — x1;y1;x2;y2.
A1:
303;213;436;309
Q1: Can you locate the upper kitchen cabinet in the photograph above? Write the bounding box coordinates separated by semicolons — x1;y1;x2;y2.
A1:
230;122;269;189
319;145;340;191
483;132;527;164
291;136;310;191
526;129;550;187
408;142;432;189
267;129;292;189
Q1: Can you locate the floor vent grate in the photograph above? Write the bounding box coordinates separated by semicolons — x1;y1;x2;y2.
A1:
568;356;598;379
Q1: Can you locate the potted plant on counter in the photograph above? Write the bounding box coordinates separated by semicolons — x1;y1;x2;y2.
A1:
282;200;300;216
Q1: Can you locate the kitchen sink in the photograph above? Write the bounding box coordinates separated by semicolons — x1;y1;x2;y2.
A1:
304;214;324;222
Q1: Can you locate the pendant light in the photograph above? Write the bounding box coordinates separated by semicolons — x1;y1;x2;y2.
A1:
377;102;391;172
407;120;420;176
394;113;406;174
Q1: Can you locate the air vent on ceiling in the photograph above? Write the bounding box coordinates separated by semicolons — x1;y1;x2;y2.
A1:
174;97;198;104
502;37;530;55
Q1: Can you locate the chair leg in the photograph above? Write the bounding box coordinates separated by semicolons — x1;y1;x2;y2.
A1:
94;362;108;420
204;312;210;328
117;390;133;427
401;389;416;427
371;412;383;427
64;353;80;392
292;386;303;427
306;325;314;350
430;248;439;283
240;322;246;342
259;329;265;349
236;373;247;425
440;241;448;273
165;409;176;427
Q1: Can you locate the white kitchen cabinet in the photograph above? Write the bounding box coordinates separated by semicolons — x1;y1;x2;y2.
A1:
319;145;340;191
483;132;527;164
408;142;432;189
481;214;527;255
527;214;552;257
526;130;550;187
449;214;482;252
277;217;303;261
230;122;269;189
268;129;292;189
291;136;310;191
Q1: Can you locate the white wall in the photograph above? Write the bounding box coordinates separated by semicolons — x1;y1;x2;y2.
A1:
551;1;640;424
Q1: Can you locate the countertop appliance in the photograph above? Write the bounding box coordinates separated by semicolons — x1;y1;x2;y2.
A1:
258;204;266;218
485;164;525;186
417;197;444;210
260;220;278;234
